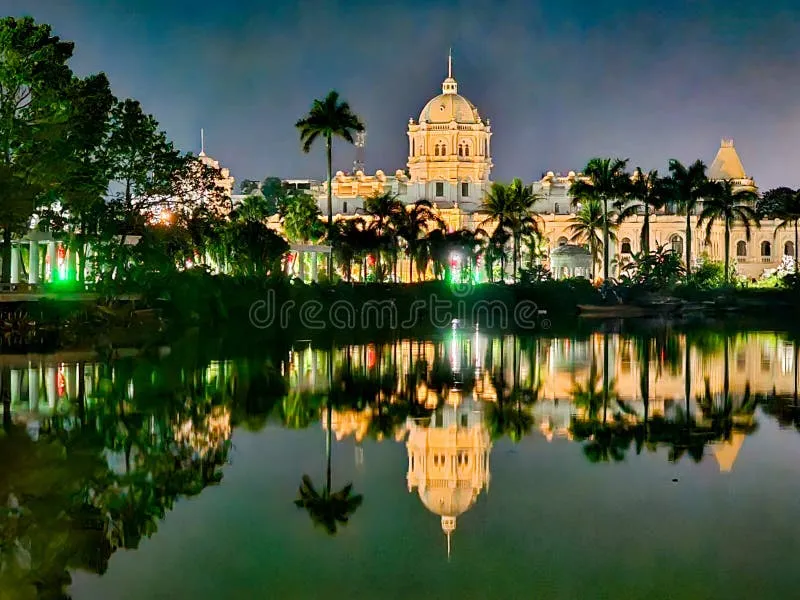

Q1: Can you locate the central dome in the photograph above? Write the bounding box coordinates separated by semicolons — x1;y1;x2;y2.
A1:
419;92;481;124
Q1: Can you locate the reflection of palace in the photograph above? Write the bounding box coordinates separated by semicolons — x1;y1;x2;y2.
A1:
406;396;491;557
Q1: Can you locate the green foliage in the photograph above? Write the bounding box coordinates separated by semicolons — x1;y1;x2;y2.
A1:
692;255;736;289
620;244;686;290
758;187;795;219
281;191;324;243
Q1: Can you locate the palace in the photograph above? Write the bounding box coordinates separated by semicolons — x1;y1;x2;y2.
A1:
278;56;793;281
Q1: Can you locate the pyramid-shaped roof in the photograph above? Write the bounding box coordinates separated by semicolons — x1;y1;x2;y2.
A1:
708;139;747;180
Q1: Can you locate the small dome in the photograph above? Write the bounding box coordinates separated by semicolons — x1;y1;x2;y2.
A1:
551;244;591;257
419;93;481;124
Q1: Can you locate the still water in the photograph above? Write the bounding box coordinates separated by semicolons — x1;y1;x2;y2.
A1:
1;327;800;599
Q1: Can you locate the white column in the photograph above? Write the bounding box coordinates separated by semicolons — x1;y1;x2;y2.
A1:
28;367;39;411
10;244;20;284
28;241;39;284
47;241;57;282
67;248;77;281
311;253;318;283
10;369;21;405
66;364;77;400
46;366;57;410
298;251;305;281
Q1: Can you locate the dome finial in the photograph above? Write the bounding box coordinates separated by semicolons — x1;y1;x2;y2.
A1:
442;48;458;95
448;47;452;79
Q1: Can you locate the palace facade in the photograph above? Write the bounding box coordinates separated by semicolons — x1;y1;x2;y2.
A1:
275;58;792;281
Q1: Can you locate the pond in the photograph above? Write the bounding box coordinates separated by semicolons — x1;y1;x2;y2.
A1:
1;325;799;599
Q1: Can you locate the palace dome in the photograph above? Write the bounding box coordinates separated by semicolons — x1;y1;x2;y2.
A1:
419;91;481;125
418;485;479;518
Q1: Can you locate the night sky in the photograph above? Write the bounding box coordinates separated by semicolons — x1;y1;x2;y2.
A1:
6;0;800;189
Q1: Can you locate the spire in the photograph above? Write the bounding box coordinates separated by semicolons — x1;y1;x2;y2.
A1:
200;128;206;157
442;48;458;95
447;530;452;562
448;47;452;79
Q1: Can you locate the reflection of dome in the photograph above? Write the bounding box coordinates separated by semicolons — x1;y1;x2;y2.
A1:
406;397;492;559
419;92;481;124
419;485;480;518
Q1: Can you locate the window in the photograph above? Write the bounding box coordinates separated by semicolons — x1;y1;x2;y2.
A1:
557;236;568;247
461;414;468;427
736;241;747;257
434;144;440;157
621;238;632;254
441;144;447;155
785;241;795;257
670;234;683;256
343;201;348;213
464;145;470;156
554;202;560;214
458;144;464;157
435;182;444;197
461;182;469;197
411;139;415;156
761;241;772;257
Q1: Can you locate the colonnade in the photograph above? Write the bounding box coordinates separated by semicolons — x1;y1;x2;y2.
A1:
8;236;76;286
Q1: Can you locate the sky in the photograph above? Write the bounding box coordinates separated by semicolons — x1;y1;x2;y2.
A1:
6;0;800;190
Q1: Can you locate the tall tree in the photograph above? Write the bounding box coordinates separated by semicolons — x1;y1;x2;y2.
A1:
757;187;795;219
667;159;710;274
507;177;542;282
570;158;629;281
480;181;515;281
396;199;442;282
295;91;364;277
0;17;75;282
698;179;759;283
618;168;666;255
775;190;800;270
567;198;615;280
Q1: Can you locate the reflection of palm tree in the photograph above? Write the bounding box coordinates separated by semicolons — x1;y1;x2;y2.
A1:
295;403;363;535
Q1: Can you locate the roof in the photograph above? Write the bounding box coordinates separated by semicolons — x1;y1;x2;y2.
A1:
420;92;481;124
551;244;591;256
708;139;747;180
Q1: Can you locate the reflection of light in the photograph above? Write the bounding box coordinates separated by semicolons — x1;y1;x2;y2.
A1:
450;331;461;374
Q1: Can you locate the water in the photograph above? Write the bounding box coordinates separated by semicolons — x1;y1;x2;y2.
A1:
1;326;799;599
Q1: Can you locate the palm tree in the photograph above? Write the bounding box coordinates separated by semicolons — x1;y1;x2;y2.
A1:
294;393;363;535
570;158;629;281
364;191;405;281
506;178;543;281
480;182;515;281
698;179;759;283
775;190;800;271
396;199;443;282
618;168;667;255
567;199;615;280
296;91;364;276
667;159;710;274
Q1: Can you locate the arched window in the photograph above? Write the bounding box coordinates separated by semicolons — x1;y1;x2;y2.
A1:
464;144;470;156
458;143;464;157
761;241;772;257
441;144;447;155
554;202;560;214
736;241;747;257
557;236;568;247
411;139;415;156
621;238;632;254
670;234;683;256
785;241;794;257
434;144;440;157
